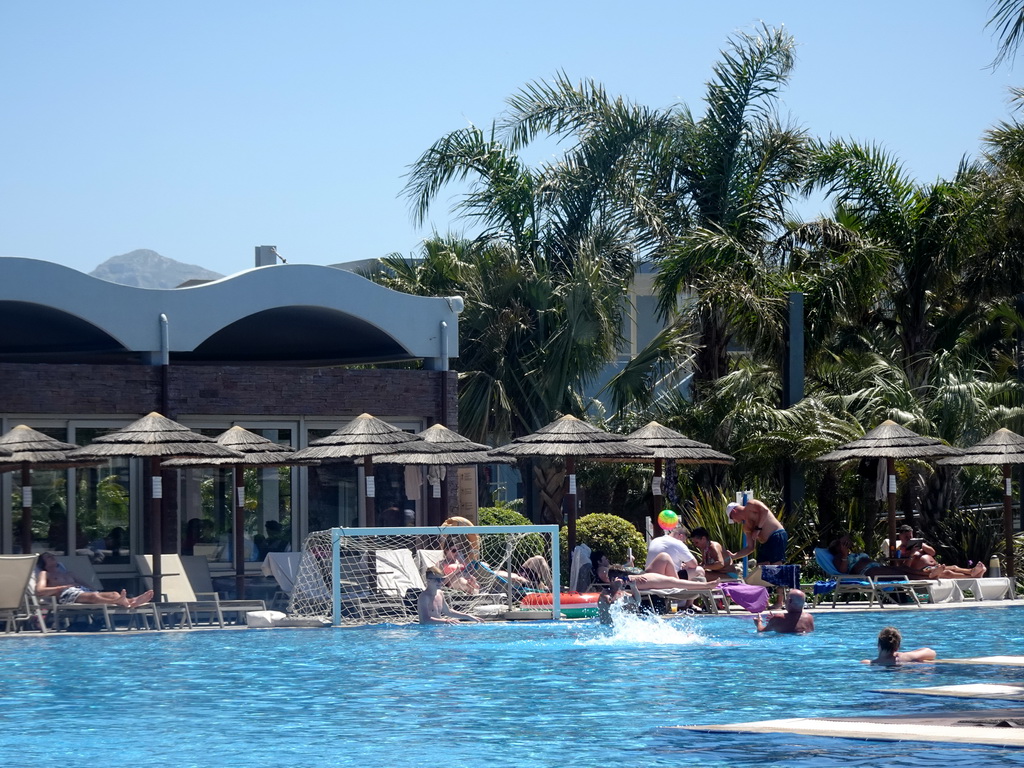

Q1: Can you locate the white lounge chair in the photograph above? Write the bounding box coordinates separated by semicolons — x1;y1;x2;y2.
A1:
0;555;45;633
136;554;265;628
953;577;1012;601
46;555;160;630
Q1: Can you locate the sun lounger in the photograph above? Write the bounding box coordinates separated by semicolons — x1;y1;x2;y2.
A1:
813;548;929;607
953;577;1012;601
0;555;45;633
40;555;158;631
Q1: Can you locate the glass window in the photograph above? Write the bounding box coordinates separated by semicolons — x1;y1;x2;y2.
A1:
73;426;132;564
176;427;296;564
307;428;359;531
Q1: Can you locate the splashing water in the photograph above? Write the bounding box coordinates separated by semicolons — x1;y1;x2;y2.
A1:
576;599;709;646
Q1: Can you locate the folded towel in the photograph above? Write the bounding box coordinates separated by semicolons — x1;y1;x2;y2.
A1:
718;582;769;613
758;564;801;588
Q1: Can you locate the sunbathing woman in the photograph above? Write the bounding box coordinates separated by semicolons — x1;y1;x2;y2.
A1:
35;552;154;608
590;550;717;591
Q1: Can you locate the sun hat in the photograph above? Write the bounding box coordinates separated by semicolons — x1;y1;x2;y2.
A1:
726;502;741;523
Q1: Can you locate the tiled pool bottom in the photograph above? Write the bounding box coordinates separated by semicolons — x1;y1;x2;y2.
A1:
4;606;1024;767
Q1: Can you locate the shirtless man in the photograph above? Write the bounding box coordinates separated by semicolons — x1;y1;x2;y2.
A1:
894;524;936;564
905;541;985;579
690;527;739;580
726;499;788;566
753;589;814;634
864;626;936;665
35;552;153;608
727;499;788;607
417;567;483;624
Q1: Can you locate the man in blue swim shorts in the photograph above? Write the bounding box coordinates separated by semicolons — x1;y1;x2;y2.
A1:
726;498;789;608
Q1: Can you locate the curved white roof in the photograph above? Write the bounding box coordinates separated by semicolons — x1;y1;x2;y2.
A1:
0;257;461;365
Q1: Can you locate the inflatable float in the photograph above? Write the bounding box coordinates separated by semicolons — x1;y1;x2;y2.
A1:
521;591;601;619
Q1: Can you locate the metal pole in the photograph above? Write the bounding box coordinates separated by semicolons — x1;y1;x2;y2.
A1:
566;457;577;557
234;464;246;599
150;456;163;602
887;457;898;561
652;457;663;529
19;462;31;555
364;456;376;526
1004;464;1015;580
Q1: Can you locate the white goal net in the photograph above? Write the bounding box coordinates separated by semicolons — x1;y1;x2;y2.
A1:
288;525;561;625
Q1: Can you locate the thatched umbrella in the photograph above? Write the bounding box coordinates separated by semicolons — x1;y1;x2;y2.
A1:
938;427;1024;579
163;426;319;597
291;413;443;526
489;415;653;555
372;424;514;525
620;421;734;531
66;412;242;600
817;419;963;560
0;425;99;555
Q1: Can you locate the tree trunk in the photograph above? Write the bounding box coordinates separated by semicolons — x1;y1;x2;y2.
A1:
533;459;566;525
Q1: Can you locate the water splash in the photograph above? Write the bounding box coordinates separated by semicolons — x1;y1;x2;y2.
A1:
575;601;709;647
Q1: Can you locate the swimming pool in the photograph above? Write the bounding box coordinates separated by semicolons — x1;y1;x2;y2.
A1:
3;606;1024;767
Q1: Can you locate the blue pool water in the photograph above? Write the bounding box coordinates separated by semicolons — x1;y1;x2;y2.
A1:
4;606;1024;767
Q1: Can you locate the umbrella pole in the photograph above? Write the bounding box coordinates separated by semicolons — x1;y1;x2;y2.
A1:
364;456;376;526
566;457;577;558
20;462;32;555
235;464;246;599
887;458;897;561
1004;464;1015;580
652;458;663;530
149;457;163;602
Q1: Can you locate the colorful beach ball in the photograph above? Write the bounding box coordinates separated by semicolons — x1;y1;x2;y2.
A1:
657;509;679;531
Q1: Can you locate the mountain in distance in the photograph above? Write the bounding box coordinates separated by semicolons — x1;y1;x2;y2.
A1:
89;249;224;289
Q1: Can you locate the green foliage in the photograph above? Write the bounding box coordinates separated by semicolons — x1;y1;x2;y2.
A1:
931;505;1001;569
478;506;546;565
559;513;646;580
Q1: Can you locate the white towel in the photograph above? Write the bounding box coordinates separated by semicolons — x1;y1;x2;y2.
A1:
404;465;422;502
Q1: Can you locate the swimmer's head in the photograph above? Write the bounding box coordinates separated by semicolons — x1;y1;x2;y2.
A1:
877;626;902;653
785;589;806;612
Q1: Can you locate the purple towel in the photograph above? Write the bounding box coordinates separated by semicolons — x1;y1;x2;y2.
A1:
758;564;801;588
718;582;769;613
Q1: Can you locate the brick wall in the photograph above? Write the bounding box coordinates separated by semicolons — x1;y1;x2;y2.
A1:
0;362;458;427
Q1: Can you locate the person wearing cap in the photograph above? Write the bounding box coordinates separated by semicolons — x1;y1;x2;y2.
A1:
726;499;788;566
753;589;814;634
645;524;705;580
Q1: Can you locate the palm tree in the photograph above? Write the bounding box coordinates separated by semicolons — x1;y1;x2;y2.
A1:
804;140;993;391
989;0;1024;67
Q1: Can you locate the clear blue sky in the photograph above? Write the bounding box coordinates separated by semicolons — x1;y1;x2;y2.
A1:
0;2;1018;277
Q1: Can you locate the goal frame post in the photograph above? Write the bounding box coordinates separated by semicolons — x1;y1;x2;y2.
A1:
329;524;561;625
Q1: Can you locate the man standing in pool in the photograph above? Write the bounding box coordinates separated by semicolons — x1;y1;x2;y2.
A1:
753;589;814;634
417;567;483;625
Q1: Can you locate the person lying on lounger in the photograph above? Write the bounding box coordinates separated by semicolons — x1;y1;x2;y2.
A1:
35;552;154;608
904;541;986;579
863;626;936;665
590;550;717;591
827;536;913;578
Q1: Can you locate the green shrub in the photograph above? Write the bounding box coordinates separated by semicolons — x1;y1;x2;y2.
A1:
478;506;546;565
559;513;646;581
